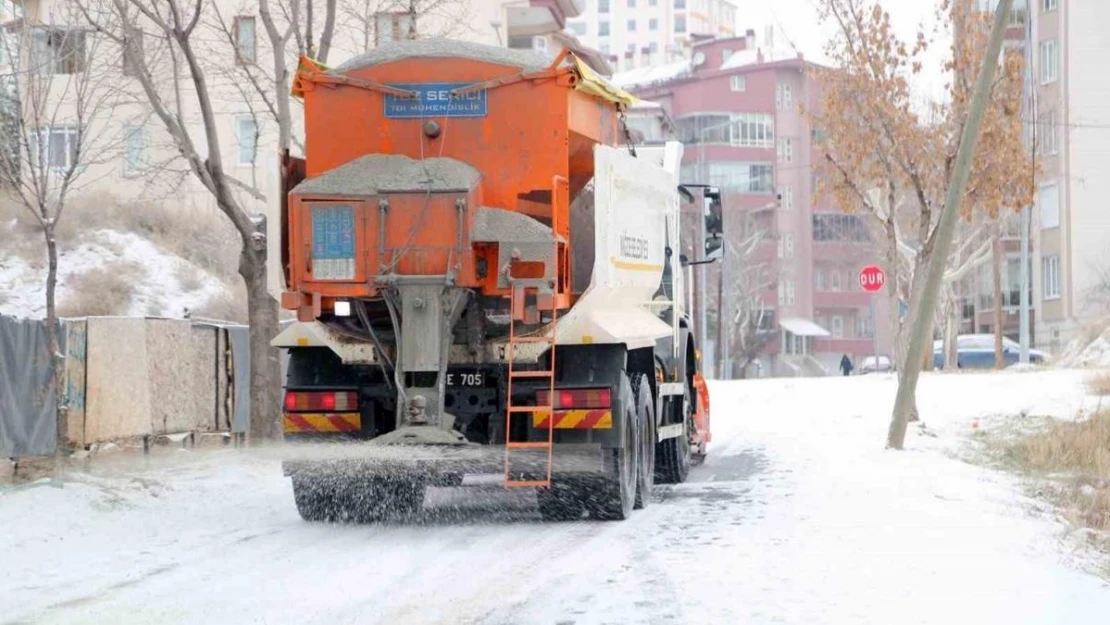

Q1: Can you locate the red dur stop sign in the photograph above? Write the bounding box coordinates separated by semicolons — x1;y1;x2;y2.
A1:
859;265;886;293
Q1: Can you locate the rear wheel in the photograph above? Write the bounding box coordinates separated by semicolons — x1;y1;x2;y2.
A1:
656;388;691;484
537;481;586;521
633;374;655;510
587;374;637;521
292;477;343;522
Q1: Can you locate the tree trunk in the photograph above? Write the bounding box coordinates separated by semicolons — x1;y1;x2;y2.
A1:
239;236;283;443
992;231;1004;369
45;227;68;467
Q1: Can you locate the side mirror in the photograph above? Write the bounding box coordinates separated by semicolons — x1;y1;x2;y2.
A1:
704;187;723;258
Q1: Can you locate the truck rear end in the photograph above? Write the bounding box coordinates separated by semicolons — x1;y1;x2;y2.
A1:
274;40;711;522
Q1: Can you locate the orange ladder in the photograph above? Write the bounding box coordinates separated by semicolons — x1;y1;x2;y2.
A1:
503;176;567;488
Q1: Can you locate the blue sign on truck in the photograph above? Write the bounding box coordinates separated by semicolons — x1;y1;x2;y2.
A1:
384;83;488;119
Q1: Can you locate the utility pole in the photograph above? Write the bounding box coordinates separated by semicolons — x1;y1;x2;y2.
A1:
1019;0;1034;364
717;239;727;378
888;0;1015;449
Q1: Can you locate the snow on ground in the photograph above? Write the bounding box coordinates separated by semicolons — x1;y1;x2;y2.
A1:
0;229;225;320
3;370;1110;625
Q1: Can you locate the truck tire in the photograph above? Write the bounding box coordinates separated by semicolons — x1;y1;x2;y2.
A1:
537;481;586;522
587;374;637;521
655;390;691;484
632;374;655;510
292;477;342;522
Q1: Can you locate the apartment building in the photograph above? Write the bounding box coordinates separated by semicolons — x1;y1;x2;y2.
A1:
564;0;737;72
1025;0;1110;352
615;33;892;377
1;0;599;296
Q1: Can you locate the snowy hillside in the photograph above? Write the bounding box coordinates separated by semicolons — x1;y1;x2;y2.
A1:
0;228;233;321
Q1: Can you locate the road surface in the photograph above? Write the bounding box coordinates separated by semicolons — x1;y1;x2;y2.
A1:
4;371;1110;625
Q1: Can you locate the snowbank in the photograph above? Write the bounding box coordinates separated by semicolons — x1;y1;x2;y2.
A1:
1058;326;1110;368
0;229;226;320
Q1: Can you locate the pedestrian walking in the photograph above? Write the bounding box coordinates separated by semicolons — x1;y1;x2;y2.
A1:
839;354;853;377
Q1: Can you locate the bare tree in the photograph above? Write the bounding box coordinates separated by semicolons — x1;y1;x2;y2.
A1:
810;0;1035;447
0;2;124;459
725;230;777;378
78;0;286;441
336;0;476;57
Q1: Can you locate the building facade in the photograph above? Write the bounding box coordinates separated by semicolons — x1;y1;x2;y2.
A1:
1027;0;1110;352
615;33;892;377
565;0;737;72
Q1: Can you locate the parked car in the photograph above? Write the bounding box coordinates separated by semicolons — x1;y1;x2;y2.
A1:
932;334;1047;369
858;355;894;374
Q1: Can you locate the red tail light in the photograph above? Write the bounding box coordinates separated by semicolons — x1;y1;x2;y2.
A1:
536;388;611;410
283;391;358;412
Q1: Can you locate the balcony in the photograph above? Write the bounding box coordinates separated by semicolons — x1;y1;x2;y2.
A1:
503;0;584;38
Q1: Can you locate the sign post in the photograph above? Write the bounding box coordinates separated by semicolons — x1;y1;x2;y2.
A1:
859;265;886;372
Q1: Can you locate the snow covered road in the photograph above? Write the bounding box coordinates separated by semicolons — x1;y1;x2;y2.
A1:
3;370;1110;625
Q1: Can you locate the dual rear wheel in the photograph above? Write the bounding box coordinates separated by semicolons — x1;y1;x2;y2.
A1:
537;372;670;522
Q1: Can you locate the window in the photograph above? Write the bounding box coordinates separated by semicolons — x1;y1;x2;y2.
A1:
237;115;258;166
675;16;686;33
568;22;587;36
1042;254;1061;299
722;49;733;63
29;127;78;170
1043;0;1057;10
122;28;143;77
627;19;636;31
649;18;658;31
30;28;87;74
812;214;871;242
784;233;794;259
649;0;658;5
832;316;844;338
816;269;826;291
830;269;842;291
375;12;415;45
776;83;793;110
627;0;635;6
675;0;686;7
234;16;256;64
532;36;548;54
681;161;774;194
1039;110;1058;154
781;185;793;209
777;138;793;163
786;280;796;305
600;43;610;55
730;75;746;92
649;42;658;54
1039;39;1058;84
777;280;785;305
598;0;609;12
1039;183;1060;229
123;123;144;174
599;21;610;37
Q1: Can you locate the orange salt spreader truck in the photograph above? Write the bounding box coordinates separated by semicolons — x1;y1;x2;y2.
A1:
273;40;717;522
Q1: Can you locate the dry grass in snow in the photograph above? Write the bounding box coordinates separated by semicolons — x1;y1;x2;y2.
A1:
1001;409;1110;552
1086;372;1110;398
57;262;144;317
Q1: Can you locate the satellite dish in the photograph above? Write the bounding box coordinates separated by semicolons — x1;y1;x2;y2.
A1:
693;51;706;66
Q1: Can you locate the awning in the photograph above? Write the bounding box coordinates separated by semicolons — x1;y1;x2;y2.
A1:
779;318;831;338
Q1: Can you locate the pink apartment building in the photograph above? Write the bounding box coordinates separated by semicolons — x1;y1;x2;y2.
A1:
617;32;893;377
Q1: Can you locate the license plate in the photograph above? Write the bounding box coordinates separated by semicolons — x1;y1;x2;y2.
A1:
446;372;485;387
